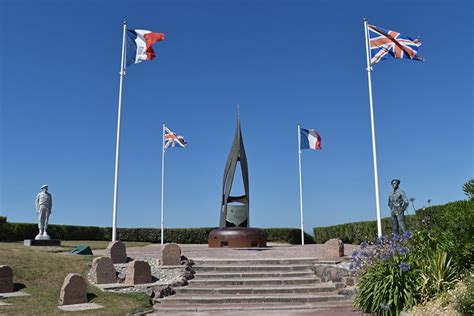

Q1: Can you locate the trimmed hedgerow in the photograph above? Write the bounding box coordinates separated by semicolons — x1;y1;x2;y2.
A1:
313;215;417;244
0;222;111;242
416;199;474;268
263;228;314;244
0;221;314;245
117;227;216;244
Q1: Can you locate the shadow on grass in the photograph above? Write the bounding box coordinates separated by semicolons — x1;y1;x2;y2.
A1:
13;283;26;291
87;292;97;302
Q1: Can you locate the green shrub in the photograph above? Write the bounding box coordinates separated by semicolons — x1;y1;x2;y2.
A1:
263;228;314;244
416;200;474;268
352;232;463;314
118;227;313;244
455;273;474;316
0;222;313;245
354;256;419;315
418;252;459;302
117;227;215;244
0;222;110;242
0;216;6;223
314;215;417;244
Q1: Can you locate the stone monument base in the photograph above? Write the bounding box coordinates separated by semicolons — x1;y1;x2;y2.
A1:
24;239;61;247
208;227;267;248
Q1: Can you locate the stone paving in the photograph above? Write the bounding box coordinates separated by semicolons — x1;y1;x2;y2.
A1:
93;243;360;261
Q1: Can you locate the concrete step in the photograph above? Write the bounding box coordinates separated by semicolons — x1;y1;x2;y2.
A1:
159;293;348;305
149;300;361;316
188;276;321;286
175;284;337;295
193;258;340;266
193;271;315;279
193;264;313;272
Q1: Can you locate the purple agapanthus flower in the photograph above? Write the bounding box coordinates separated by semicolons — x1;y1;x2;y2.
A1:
399;247;409;255
360;241;368;249
399;262;410;272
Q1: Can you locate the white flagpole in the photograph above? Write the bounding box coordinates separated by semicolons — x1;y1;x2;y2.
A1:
297;124;305;246
364;18;382;238
112;21;127;242
160;123;166;245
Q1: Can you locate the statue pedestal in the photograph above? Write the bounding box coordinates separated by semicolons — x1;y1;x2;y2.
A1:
24;239;61;247
208;227;267;248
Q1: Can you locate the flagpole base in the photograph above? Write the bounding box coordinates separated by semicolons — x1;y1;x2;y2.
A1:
208;227;267;248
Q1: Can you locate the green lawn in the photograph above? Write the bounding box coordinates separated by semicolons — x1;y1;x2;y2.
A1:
0;241;152;315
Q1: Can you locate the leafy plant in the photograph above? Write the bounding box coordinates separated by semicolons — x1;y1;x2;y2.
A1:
354;257;419;315
462;179;474;200
352;233;420;314
418;251;459;301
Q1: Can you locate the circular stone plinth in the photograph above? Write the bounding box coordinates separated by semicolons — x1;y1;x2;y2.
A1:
208;227;267;248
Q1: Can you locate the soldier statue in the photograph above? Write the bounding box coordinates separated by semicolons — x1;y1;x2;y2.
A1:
388;179;409;235
35;184;52;240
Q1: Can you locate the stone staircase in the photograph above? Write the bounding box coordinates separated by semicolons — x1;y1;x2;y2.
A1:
153;258;356;314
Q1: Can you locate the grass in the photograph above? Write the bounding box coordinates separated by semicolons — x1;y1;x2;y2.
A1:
0;241;152;315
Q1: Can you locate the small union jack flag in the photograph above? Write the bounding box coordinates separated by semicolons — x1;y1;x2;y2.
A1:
368;24;423;64
164;126;187;149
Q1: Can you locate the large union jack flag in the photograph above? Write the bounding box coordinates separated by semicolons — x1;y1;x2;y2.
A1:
164;126;187;149
368;24;423;65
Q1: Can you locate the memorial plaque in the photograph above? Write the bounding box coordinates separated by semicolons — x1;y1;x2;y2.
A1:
225;204;248;227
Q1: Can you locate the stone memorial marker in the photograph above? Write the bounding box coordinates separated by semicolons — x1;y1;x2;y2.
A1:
323;238;344;258
125;260;151;285
59;273;87;305
90;257;116;284
160;243;181;266
0;265;14;293
105;240;127;263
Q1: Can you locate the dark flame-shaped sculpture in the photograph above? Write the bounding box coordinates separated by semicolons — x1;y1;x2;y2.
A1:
208;109;267;248
220;112;249;227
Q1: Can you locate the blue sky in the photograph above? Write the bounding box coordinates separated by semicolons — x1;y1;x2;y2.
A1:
0;0;472;234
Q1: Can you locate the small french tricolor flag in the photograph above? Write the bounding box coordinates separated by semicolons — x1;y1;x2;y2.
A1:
300;128;322;150
126;29;165;67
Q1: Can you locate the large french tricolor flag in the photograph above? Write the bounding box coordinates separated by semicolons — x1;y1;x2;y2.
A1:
126;29;165;67
300;128;322;150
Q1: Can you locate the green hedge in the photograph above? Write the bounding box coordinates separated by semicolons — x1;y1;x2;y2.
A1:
0;222;111;242
117;227;216;244
263;228;314;244
0;221;313;245
118;227;313;244
313;200;474;245
416;199;474;267
313;214;418;244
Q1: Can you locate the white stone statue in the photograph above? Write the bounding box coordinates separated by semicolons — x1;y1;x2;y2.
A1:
35;184;52;240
